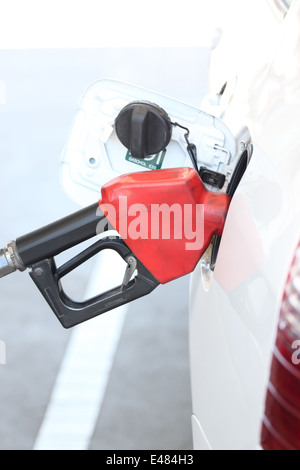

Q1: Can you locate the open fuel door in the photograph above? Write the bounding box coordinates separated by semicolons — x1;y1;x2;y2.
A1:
61;80;239;205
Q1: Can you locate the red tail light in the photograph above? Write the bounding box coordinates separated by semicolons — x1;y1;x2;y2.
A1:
261;244;300;450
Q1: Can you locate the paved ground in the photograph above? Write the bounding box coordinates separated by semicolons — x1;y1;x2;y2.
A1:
0;48;209;449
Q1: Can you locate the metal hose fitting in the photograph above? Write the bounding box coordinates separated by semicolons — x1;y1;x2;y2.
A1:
0;241;26;278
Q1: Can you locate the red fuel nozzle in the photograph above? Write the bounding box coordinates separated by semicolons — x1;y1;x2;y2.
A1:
100;167;230;284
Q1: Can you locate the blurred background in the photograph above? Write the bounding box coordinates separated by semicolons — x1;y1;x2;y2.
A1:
0;0;282;450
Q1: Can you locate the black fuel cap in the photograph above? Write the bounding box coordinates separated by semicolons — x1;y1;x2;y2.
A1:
115;101;172;159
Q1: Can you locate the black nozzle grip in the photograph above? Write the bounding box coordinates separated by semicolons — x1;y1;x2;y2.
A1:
16;203;103;267
29;237;159;328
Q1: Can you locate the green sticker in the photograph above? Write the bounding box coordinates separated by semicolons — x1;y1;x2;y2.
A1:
125;149;167;170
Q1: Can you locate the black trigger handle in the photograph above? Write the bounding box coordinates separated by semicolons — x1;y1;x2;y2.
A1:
29;237;159;329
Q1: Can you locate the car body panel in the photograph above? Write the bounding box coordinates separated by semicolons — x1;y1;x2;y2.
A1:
190;0;300;450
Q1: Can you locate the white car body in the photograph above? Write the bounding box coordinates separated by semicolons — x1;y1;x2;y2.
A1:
190;0;299;450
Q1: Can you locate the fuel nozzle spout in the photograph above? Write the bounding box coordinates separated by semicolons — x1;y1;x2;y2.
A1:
0;241;26;278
